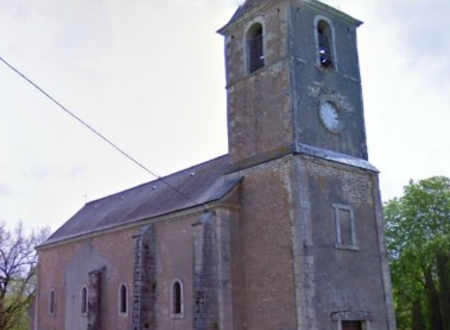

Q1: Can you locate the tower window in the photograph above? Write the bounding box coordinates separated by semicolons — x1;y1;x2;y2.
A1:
317;20;334;68
171;280;184;318
81;286;88;315
119;284;128;315
247;23;265;73
49;289;56;315
333;204;358;250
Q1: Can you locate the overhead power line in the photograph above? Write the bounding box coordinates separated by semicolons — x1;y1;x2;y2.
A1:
0;54;201;207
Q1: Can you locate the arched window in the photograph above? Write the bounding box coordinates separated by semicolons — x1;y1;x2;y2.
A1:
171;280;184;317
81;286;88;315
49;289;56;315
247;23;265;73
119;284;128;315
317;20;334;68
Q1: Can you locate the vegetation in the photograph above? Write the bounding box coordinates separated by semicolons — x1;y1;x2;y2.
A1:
384;176;450;330
0;222;49;330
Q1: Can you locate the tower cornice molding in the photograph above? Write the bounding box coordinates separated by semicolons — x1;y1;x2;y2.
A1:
218;0;362;36
302;0;362;26
218;1;284;35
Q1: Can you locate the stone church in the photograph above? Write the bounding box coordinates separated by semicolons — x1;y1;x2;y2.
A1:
35;1;396;330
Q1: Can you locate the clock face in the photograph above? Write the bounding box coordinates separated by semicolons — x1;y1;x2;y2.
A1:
319;101;342;133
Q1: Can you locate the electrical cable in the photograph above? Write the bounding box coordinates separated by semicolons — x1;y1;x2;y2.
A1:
0;54;202;207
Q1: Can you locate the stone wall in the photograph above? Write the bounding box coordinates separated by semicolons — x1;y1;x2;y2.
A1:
224;2;294;168
131;225;156;330
291;154;394;330
228;156;298;330
193;212;219;330
88;268;105;330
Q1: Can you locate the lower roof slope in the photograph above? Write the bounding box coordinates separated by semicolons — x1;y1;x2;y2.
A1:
42;155;238;247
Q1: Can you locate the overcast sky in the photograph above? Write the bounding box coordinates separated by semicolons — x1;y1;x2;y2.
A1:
1;0;449;231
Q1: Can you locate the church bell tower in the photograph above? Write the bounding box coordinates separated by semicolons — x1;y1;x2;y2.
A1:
218;1;396;330
219;0;368;170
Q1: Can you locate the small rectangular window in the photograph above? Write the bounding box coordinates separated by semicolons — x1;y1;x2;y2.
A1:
332;312;371;330
338;208;353;245
332;204;358;250
342;320;363;330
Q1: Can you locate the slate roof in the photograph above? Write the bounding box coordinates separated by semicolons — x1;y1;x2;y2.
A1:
219;0;361;34
42;155;239;247
222;0;277;29
229;0;258;21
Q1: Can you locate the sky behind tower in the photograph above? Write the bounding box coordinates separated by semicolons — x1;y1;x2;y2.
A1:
1;0;449;231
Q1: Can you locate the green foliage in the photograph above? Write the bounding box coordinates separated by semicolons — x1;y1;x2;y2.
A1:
384;176;450;330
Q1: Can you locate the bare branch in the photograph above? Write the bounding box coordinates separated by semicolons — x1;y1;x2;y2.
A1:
0;221;50;330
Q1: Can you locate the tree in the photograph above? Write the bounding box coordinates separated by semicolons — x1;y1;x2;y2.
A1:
0;222;49;330
384;176;450;330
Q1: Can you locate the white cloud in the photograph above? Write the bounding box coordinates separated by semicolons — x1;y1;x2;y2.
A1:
376;0;450;89
168;0;243;6
1;0;448;229
0;0;32;21
0;184;12;197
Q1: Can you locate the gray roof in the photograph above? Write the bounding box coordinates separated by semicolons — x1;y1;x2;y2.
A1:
295;143;378;172
218;0;361;35
42;155;239;247
229;0;258;21
219;0;276;32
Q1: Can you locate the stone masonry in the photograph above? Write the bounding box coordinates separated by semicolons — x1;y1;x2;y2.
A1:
192;212;220;330
131;225;157;330
87;268;105;330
